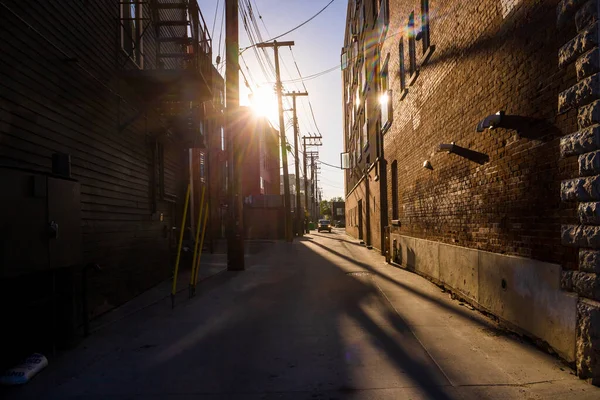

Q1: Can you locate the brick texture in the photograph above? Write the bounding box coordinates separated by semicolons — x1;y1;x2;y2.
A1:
376;0;578;267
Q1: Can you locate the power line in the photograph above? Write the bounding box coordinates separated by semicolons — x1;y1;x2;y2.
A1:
251;0;271;36
216;2;226;66
289;48;323;136
238;0;298;151
319;160;342;169
211;0;221;40
280;64;339;84
240;0;337;52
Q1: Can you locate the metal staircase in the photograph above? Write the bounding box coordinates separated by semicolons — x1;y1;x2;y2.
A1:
118;0;212;148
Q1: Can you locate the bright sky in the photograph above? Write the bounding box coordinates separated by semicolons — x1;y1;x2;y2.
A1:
198;0;346;200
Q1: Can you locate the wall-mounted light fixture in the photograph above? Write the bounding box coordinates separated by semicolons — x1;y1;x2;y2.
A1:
436;142;455;154
434;142;489;165
423;160;433;170
476;111;505;132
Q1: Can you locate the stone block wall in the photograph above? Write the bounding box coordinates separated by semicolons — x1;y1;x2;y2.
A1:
558;0;600;384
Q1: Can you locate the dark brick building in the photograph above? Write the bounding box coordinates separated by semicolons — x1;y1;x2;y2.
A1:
236;107;282;239
237;107;280;198
0;0;219;367
342;0;600;384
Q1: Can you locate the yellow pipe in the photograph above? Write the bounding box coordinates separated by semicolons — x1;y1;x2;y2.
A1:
193;202;210;288
190;185;206;286
172;183;191;297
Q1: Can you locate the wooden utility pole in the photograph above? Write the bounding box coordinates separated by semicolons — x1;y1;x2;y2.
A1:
225;0;244;270
256;40;295;242
283;91;307;237
304;139;322;227
303;139;309;233
308;151;319;220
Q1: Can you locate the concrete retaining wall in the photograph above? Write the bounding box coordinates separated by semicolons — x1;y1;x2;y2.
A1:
390;233;578;362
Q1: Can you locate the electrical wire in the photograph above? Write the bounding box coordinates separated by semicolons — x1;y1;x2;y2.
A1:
251;0;271;36
239;1;274;82
280;64;340;84
289;48;324;136
318;160;342;169
240;0;337;52
217;2;226;66
210;0;220;40
238;0;309;166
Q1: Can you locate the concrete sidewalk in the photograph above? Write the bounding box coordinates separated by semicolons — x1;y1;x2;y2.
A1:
90;252;228;333
306;230;600;398
3;232;599;399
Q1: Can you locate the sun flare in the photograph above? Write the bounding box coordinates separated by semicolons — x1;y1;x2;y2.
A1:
250;85;278;121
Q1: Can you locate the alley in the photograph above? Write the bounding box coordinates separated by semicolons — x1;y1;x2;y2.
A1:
5;230;600;400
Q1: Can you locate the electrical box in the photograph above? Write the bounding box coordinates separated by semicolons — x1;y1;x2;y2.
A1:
0;167;82;277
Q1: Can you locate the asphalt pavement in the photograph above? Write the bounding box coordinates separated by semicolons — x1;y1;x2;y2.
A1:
4;229;600;399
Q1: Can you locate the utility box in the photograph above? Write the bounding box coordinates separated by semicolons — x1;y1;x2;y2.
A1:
0;168;82;276
0;167;82;369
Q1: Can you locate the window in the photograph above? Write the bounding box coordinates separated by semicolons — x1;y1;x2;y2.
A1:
399;38;407;94
408;12;418;84
120;0;143;67
391;161;398;220
421;0;430;53
347;84;351;105
380;59;392;131
358;2;365;31
341;49;349;70
420;0;435;64
361;60;367;93
362;118;368;150
376;0;389;41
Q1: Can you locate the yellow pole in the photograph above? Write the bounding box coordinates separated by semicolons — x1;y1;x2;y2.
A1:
189;185;206;292
193;202;210;290
171;183;191;307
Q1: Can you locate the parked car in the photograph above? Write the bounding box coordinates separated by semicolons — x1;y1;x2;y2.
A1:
335;221;345;228
317;219;332;233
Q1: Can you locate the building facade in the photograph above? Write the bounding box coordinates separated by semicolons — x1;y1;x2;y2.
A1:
0;0;218;368
342;0;600;384
331;201;346;225
238;108;280;198
200;67;227;242
236;107;283;239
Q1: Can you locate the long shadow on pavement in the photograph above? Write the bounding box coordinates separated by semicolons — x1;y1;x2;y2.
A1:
305;236;518;340
8;240;464;399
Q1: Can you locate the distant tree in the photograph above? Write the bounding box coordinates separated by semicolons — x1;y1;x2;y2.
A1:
320;200;332;217
330;196;344;202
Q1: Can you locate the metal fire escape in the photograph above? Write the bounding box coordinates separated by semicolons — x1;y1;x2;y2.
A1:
118;0;212;148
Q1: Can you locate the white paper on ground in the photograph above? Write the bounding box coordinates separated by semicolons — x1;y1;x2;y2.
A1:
0;353;48;385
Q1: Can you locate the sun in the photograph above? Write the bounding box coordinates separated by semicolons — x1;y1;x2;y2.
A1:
250;85;278;121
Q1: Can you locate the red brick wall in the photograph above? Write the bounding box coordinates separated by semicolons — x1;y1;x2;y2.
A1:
379;0;579;267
